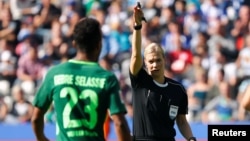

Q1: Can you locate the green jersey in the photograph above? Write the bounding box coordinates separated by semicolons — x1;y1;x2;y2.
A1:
33;60;127;141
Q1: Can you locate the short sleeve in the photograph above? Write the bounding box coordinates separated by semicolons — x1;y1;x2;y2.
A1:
33;70;53;111
178;85;188;115
107;75;127;115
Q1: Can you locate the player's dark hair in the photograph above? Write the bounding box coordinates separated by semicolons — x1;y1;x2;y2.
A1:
73;17;102;53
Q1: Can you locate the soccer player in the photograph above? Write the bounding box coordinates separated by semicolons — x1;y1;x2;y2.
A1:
31;17;131;141
129;3;196;141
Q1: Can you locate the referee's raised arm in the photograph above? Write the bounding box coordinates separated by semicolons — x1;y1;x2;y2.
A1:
129;3;145;76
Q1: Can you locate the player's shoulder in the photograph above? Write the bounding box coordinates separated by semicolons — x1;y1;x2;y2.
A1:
53;61;68;68
101;69;118;79
46;62;69;73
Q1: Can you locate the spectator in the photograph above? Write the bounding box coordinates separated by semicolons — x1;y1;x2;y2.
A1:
173;0;187;32
5;85;33;124
187;68;209;122
230;5;250;50
0;94;8;122
0;7;19;45
200;0;223;23
207;48;234;89
15;37;45;96
33;0;61;43
168;35;193;80
9;0;39;21
235;34;250;79
33;0;61;29
0;39;17;95
207;18;236;58
161;20;188;54
61;11;80;39
201;69;238;123
0;50;17;95
59;0;79;25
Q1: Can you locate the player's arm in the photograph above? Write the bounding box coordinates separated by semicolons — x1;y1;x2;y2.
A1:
176;114;196;141
110;113;132;141
129;3;144;76
241;85;250;111
31;107;49;141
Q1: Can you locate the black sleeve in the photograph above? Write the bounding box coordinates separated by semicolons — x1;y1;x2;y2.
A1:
178;85;188;115
129;67;150;88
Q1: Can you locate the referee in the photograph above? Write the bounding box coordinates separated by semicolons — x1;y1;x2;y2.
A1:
129;3;196;141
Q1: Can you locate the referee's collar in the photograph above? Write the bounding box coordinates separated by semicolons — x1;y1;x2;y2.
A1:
153;79;168;87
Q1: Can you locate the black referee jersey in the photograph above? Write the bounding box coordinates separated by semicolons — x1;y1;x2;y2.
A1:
129;68;188;141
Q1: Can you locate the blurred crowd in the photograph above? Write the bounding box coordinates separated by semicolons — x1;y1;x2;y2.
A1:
1;0;250;125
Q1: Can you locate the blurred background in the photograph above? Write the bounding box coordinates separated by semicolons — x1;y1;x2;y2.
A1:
1;0;250;140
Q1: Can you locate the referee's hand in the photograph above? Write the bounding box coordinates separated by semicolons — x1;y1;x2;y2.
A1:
133;2;144;26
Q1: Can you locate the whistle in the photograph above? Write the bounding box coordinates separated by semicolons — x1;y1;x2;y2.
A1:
137;2;147;22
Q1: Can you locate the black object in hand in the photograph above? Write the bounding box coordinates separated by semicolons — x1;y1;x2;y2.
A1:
137;2;147;22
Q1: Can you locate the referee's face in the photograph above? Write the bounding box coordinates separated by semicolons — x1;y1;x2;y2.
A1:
144;51;165;79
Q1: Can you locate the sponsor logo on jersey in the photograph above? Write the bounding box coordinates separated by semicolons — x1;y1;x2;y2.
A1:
169;105;178;120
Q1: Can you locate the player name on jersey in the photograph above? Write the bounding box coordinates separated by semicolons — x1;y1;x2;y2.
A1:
67;130;98;137
54;74;106;88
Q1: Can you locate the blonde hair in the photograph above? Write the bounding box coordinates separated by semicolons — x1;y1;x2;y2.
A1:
143;43;165;58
